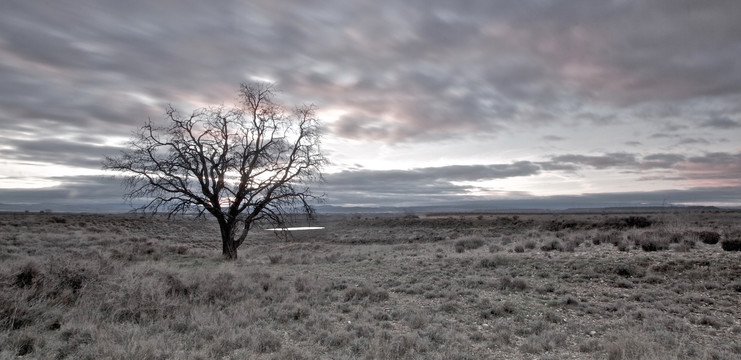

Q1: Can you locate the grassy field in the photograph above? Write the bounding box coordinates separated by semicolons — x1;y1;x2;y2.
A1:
1;210;740;359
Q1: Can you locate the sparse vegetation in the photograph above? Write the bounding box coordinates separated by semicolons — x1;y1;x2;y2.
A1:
1;210;740;359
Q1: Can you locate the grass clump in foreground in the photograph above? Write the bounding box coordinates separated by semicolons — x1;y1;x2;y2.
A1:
1;211;741;359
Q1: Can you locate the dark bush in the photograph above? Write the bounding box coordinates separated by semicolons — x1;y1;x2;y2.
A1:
14;262;42;288
499;276;528;291
16;335;35;356
545;220;584;231
640;239;669;252
593;231;622;246
616;240;631;252
635;232;670;252
344;286;389;302
540;239;564;252
49;216;68;224
165;274;190;297
698;231;721;245
600;216;653;229
613;264;645;278
720;239;741;251
480;255;510;269
624;216;652;228
480;301;517;319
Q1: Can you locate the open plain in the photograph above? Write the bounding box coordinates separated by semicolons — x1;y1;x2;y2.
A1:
1;210;740;359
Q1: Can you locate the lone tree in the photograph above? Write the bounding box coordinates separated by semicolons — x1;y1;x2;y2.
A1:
104;83;326;259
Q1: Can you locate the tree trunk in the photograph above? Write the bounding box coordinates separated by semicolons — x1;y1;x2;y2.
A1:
219;220;238;260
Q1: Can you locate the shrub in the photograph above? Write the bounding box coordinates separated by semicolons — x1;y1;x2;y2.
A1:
480;301;517;319
14;262;42;288
15;334;35;356
514;245;525;253
721;239;741;251
164;274;190;297
480;255;510;269
624;216;652;228
616;240;631;252
344;285;389;302
454;236;486;253
672;240;695;252
593;231;622;245
254;330;282;353
698;231;721;245
613;264;645;278
520;330;567;354
540;239;564;252
499;276;528;291
640;239;669;252
635;233;670;252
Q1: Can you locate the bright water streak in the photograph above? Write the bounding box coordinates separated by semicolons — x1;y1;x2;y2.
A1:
264;227;325;231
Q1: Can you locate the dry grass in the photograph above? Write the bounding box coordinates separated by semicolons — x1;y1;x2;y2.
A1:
1;210;740;359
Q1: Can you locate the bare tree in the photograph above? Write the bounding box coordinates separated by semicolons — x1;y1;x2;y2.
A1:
104;83;326;259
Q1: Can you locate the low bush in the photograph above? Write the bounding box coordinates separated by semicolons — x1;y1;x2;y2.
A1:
672;240;694;252
601;216;653;229
498;276;528;291
635;232;670;251
640;239;669;252
344;285;389;303
592;231;622;245
14;262;42;288
697;231;721;245
454;236;486;253
720;239;741;251
624;216;652;228
480;255;510;269
268;254;283;264
540;239;564;252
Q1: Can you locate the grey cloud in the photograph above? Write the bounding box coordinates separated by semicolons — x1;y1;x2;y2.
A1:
650;133;678;139
2;0;741;147
701;117;740;129
640;154;686;169
678;138;710;145
543;151;741;185
687;152;741;165
682;152;741;182
549;153;637;169
322;162;540;205
542;135;565;142
4;137;122;168
327;162;540;185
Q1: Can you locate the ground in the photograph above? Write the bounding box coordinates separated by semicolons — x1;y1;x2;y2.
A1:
1;210;740;359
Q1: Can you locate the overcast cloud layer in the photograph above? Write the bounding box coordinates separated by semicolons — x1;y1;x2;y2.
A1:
1;1;740;210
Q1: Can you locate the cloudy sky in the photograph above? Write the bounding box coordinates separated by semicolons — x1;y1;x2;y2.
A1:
1;0;740;211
